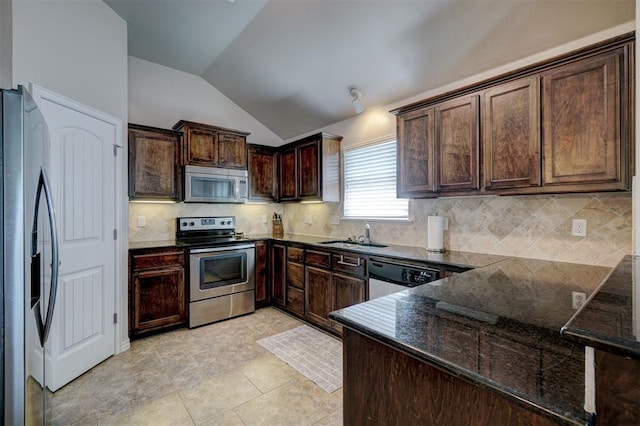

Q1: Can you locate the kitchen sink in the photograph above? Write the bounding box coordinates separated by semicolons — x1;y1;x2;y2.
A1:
319;240;388;248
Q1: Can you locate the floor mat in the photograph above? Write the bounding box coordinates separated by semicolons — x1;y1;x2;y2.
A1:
257;325;342;393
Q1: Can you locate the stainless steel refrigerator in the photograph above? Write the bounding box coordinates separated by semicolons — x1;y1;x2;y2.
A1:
2;85;59;425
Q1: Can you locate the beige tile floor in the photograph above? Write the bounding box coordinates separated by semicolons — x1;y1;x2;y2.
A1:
48;308;343;425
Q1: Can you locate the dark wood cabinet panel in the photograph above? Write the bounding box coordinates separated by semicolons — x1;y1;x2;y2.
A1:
247;145;276;201
393;34;633;198
435;94;480;192
129;248;187;338
270;243;286;306
286;287;304;316
286;262;304;290
305;266;332;327
343;329;556;426
540;350;584;416
217;133;247;168
397;107;436;196
173;120;249;169
305;249;331;269
483;77;541;190
542;49;625;188
278;147;297;201
128;124;182;201
277;133;342;202
298;140;321;199
287;246;304;263
332;273;365;311
255;241;269;306
332;252;366;278
595;349;640;424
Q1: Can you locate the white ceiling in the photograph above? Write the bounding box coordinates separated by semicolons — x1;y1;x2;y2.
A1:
105;0;634;140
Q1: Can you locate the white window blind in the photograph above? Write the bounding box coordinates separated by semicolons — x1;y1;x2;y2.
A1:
343;140;409;219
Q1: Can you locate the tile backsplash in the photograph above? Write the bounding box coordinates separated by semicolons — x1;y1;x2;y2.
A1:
283;193;631;267
129;193;631;267
129;202;284;242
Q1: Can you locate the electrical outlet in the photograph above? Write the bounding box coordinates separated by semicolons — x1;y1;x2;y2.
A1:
261;214;267;224
571;219;587;237
304;214;312;225
572;291;587;309
137;216;146;228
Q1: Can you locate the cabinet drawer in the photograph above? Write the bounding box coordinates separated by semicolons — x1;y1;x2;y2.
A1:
286;262;304;289
332;252;366;277
287;286;304;315
132;250;185;271
305;249;331;269
287;246;304;263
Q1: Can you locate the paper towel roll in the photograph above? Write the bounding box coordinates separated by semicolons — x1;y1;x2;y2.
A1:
427;216;445;252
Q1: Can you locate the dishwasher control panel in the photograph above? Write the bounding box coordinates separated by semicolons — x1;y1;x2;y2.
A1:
369;259;440;287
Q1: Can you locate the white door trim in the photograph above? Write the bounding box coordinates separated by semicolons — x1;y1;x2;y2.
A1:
29;84;128;355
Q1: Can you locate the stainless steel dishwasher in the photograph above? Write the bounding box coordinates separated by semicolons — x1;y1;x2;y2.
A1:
368;259;440;299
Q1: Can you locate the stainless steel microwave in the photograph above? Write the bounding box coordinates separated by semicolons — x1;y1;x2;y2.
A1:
184;165;248;203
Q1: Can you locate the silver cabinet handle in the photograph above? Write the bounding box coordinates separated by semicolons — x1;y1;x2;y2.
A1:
31;168;59;347
337;254;361;267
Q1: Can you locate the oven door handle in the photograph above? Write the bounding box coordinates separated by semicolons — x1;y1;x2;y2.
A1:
190;243;256;254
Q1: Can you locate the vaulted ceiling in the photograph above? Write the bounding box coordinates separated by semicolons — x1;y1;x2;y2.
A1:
105;0;634;140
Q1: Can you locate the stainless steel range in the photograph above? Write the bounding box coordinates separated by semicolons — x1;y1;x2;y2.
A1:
176;216;255;328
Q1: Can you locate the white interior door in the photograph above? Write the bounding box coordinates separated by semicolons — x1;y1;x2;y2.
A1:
30;85;120;391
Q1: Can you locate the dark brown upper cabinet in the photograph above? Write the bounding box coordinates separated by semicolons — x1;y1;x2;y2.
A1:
392;32;633;198
482;76;541;190
247;144;277;202
128;124;182;201
397;107;436;197
173;120;249;169
277;133;342;202
278;146;298;201
541;47;627;191
435;94;480;192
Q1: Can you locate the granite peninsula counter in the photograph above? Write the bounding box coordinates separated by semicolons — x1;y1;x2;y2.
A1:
329;257;611;425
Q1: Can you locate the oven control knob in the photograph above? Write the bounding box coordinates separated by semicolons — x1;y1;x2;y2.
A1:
182;222;187;227
189;221;195;226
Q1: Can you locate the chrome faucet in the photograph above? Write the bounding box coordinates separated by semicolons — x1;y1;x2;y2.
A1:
364;221;371;244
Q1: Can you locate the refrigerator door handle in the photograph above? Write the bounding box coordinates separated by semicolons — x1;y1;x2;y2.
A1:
31;168;59;346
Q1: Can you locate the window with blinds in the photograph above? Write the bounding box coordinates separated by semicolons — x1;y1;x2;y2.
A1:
343;140;409;219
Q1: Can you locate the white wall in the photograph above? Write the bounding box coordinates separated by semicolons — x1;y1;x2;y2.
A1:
0;0;12;88
11;0;130;352
128;56;283;146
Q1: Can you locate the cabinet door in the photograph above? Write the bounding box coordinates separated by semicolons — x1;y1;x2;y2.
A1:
128;126;182;201
270;243;286;305
435;95;480;192
298;140;321;199
278;147;298;200
483;77;541;190
305;266;332;327
217;133;247;169
185;126;217;165
132;268;185;335
255;241;269;305
542;49;623;187
247;145;276;201
397;107;436;196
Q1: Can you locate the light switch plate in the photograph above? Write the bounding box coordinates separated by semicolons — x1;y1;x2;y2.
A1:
137;216;146;228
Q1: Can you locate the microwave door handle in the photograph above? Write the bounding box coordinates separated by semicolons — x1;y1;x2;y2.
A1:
30;168;59;346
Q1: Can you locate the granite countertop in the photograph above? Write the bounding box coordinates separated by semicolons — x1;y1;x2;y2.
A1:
329;257;612;424
129;233;508;269
252;233;509;269
562;255;640;360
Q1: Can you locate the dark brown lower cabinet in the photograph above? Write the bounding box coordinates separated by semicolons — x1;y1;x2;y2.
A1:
343;328;556;426
305;266;332;327
270;243;286;306
129;248;187;338
595;350;640;424
255;241;269;307
330;273;365;334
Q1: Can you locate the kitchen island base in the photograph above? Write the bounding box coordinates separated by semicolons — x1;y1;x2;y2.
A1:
342;328;564;426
